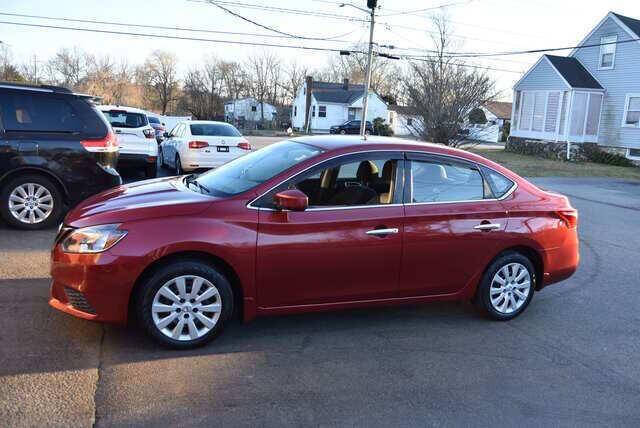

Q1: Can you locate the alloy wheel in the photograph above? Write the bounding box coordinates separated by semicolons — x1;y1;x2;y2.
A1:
151;275;222;341
489;263;531;314
8;183;54;224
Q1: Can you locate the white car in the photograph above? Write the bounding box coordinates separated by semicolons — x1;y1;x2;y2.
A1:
98;105;158;178
160;120;251;174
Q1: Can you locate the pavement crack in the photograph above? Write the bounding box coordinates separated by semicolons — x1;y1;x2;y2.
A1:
92;324;106;428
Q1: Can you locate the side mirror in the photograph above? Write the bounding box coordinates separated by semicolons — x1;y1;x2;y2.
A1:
163;132;170;138
274;189;308;211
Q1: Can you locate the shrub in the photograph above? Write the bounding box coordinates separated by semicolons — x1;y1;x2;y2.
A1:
373;117;394;136
468;108;487;124
500;121;510;142
582;143;635;167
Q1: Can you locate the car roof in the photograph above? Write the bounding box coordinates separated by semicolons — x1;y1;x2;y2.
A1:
97;105;148;114
0;82;99;99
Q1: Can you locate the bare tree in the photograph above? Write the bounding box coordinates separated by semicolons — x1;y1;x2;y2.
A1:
138;50;180;114
402;15;495;146
20;54;43;84
0;45;24;82
180;56;224;120
281;61;308;104
46;47;87;88
245;51;280;122
218;60;247;100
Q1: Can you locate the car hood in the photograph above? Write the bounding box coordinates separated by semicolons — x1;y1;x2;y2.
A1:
65;176;216;228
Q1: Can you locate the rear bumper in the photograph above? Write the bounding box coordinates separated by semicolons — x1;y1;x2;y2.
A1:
540;228;580;288
118;153;158;166
180;151;247;171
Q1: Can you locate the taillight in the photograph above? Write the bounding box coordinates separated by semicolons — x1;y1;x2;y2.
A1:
555;210;578;229
237;141;252;151
81;131;118;152
188;140;209;149
143;128;155;139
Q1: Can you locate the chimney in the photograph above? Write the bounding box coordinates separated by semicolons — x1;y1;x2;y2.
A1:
343;78;349;90
304;76;313;132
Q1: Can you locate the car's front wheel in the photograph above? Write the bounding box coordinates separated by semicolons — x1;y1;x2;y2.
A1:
0;174;63;230
340;129;346;135
476;252;535;320
175;155;183;175
136;260;234;349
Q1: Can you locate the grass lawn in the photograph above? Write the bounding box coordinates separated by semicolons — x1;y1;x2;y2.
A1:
470;149;640;180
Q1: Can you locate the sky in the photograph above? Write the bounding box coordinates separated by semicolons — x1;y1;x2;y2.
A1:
2;0;640;101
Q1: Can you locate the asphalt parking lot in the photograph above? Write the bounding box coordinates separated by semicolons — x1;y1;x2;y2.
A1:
2;152;640;425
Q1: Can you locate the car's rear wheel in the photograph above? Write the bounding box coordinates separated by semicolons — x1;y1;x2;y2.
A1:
175;155;183;175
145;162;157;179
137;260;234;349
340;129;346;135
0;174;63;230
158;147;165;168
477;252;535;320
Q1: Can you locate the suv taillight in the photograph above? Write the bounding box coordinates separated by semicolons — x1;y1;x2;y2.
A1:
188;141;209;149
237;141;252;151
143;129;155;139
81;131;118;152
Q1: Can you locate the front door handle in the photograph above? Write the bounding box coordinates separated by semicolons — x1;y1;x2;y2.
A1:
473;223;501;231
366;228;399;236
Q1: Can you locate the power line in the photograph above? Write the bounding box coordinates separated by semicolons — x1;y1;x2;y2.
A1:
204;0;357;41
0;11;357;43
378;0;476;17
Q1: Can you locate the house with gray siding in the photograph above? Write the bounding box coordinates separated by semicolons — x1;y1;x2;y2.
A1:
510;12;640;161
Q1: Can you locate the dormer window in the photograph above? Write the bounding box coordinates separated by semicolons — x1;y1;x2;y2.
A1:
599;35;617;69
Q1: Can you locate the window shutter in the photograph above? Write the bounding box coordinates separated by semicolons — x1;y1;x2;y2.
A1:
532;92;546;132
585;93;602;136
545;92;560;132
558;91;568;135
520;92;534;130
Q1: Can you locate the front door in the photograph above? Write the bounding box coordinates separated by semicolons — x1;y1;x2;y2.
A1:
254;152;405;307
400;154;510;296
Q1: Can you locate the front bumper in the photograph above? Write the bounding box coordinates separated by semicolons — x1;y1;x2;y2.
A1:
49;243;143;324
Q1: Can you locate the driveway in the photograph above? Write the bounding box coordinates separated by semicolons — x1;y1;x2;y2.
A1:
1;177;640;426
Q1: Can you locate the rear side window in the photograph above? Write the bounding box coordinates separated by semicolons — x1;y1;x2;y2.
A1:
410;159;485;203
1;92;85;133
190;123;241;137
102;110;148;128
481;166;515;198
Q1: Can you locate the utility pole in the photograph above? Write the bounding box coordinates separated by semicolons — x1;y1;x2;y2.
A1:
341;1;377;139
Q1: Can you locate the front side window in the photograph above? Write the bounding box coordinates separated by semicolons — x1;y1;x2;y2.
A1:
410;159;486;203
190;123;241;137
196;140;323;197
599;35;617;69
318;105;327;118
256;154;402;209
102;110;148;128
623;94;640;128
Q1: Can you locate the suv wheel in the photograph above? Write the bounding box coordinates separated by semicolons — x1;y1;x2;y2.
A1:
476;252;535;321
0;174;63;230
136;260;234;349
175;155;183;175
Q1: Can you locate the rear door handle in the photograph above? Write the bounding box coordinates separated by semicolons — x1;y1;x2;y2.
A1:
366;228;399;236
473;223;501;231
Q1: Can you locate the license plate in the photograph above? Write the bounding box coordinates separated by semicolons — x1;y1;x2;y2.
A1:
217;146;229;152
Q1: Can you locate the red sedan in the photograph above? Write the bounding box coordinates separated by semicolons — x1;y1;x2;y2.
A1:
50;137;579;348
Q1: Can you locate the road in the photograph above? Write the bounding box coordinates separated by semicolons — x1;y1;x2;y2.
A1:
2;172;640;426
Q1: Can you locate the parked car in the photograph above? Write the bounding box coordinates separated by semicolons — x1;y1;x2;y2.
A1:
0;82;121;230
98;105;157;178
330;120;374;135
147;115;165;144
159;120;251;174
49;136;579;348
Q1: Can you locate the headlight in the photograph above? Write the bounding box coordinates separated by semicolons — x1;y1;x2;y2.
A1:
61;224;127;253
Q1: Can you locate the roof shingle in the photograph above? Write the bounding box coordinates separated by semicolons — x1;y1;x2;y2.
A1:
544;55;603;89
612;12;640;38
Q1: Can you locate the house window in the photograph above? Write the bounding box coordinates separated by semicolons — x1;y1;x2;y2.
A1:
628;148;640;159
599;35;617;69
622;94;640;128
532;92;546;132
251;106;257;112
406;118;413;126
318;105;327;118
294;106;297;117
312;106;316;117
512;91;521;130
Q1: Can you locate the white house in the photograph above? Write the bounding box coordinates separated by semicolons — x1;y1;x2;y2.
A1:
291;77;389;133
465;101;512;143
224;97;277;123
510;11;640;160
388;105;422;137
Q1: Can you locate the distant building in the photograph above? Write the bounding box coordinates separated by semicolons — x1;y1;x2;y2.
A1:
465;101;512;143
388;105;422;137
291;77;389;133
224;97;277;124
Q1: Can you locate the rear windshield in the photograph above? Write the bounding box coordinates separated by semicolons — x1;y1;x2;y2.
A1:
148;116;160;124
102;110;148;128
190;123;241;137
195;140;323;197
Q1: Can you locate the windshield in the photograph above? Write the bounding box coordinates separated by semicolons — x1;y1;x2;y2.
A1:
102;110;148;128
148;116;160;124
194;140;323;197
190;123;241;137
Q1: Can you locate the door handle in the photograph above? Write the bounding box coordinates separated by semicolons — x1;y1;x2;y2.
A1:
366;228;399;236
473;223;501;231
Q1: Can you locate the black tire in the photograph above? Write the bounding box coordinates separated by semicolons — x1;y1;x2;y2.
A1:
136;260;234;349
145;163;157;179
476;251;536;321
339;129;346;135
0;174;64;230
159;147;165;168
175;155;183;175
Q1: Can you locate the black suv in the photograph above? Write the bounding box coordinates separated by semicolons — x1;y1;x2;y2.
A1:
0;82;121;229
329;120;374;135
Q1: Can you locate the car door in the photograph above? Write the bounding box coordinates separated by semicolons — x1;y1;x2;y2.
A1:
399;153;510;297
349;120;360;134
254;152;405;307
168;123;184;165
